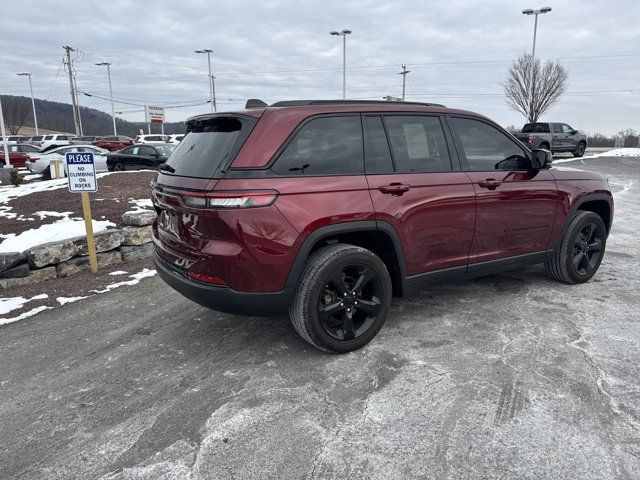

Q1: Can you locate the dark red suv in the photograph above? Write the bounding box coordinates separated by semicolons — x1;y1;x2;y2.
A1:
151;100;613;353
93;135;134;151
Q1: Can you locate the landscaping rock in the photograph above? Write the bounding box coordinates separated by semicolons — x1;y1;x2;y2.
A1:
0;266;56;289
25;240;81;268
120;243;155;262
75;229;124;254
122;210;157;227
0;252;26;272
0;263;30;279
56;250;123;277
121;226;153;246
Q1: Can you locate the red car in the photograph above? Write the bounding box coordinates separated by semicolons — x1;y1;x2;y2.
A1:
151;100;613;352
0;144;41;168
93;135;134;151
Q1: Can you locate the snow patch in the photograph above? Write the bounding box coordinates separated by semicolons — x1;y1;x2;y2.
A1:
91;269;157;294
0;293;48;315
126;198;154;214
57;296;89;306
108;270;128;276
34;211;74;220
0;218;116;253
0;306;53;326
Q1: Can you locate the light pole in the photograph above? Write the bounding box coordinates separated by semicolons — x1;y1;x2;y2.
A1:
195;49;217;112
522;6;552;122
330;29;352;99
17;73;38;135
95;62;117;135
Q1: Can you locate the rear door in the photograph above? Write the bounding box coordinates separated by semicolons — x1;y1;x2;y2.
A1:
364;114;476;276
448;116;558;267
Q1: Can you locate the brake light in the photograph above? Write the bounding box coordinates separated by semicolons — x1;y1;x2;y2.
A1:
188;270;226;285
528;135;536;143
182;190;278;209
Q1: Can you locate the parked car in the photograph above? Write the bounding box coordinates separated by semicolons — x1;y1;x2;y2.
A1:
70;135;98;145
0;135;25;145
93;135;134;151
106;144;174;171
40;134;76;151
134;134;171;145
0;144;42;168
167;134;185;144
515;122;588;157
151;99;613;353
19;135;44;147
25;145;109;176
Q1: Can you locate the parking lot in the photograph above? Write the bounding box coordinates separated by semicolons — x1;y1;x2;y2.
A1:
1;154;638;479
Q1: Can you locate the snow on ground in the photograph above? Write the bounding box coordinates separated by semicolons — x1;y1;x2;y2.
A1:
0;217;116;253
554;148;640;164
108;270;128;276
0;294;48;317
22;174;43;181
34;211;74;220
126;198;154;214
0;306;52;326
91;269;157;294
56;296;89;306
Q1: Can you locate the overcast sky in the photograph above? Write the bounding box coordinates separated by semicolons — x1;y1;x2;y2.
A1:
1;0;638;134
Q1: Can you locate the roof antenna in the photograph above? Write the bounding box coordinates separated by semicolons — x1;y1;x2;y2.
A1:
245;99;268;109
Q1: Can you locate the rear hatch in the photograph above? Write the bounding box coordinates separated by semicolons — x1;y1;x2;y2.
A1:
151;114;259;272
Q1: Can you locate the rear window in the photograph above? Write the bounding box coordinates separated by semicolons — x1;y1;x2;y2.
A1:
522;123;550;133
162;116;255;178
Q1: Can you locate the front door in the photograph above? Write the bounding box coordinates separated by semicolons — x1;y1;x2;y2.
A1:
364;114;476;276
448;116;559;266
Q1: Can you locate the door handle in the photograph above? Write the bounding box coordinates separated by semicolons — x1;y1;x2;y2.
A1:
478;179;501;190
378;183;411;196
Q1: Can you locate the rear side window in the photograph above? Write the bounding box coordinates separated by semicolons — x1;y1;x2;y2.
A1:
273;116;363;176
163;116;254;178
383;116;452;173
363;116;393;174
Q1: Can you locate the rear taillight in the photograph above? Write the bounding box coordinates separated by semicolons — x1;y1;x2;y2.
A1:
188;270;226;285
528;135;536;143
182;190;278;209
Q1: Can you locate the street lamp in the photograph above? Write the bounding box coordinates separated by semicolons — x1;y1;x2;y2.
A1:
17;72;38;135
95;62;117;135
195;49;217;112
522;7;552;121
330;29;352;99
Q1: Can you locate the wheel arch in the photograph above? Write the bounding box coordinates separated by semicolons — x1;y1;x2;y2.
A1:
284;221;407;296
553;193;613;251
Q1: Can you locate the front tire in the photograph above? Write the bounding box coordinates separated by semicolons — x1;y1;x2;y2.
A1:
113;162;125;171
289;244;392;353
573;142;586;157
545;211;606;284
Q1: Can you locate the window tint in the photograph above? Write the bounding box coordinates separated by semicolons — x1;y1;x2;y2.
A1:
363;116;393;174
383;116;451;173
522;123;550;133
562;124;574;134
43;136;53;140
120;146;134;154
273;116;363;176
551;124;563;133
139;146;156;156
451;117;529;171
58;136;68;140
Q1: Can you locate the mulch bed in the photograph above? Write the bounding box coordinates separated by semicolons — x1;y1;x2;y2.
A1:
2;171;156;236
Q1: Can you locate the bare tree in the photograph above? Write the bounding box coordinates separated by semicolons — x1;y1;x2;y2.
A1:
3;96;30;134
501;53;568;123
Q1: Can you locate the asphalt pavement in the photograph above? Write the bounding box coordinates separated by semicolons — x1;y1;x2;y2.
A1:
1;155;639;480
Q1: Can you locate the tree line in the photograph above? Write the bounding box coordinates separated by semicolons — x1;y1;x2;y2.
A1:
1;95;187;136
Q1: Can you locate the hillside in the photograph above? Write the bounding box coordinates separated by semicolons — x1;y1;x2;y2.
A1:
1;95;187;137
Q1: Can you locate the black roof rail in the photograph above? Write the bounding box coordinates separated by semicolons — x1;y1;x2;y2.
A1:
270;99;446;108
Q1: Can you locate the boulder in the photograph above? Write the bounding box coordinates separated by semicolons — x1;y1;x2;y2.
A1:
120;243;155;262
75;229;124;254
25;240;81;268
56;250;123;277
0;263;30;279
121;226;153;246
0;266;56;289
0;252;26;272
122;210;157;227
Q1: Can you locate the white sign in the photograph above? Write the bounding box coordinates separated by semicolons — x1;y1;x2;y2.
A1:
66;152;97;192
145;105;165;124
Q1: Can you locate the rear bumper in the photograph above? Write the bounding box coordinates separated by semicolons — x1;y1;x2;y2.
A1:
154;254;292;316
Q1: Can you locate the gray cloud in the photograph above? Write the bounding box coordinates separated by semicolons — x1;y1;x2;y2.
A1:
1;0;638;134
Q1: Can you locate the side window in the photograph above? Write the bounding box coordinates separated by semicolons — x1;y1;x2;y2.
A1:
363;116;393;173
451;117;529;171
383;115;452;173
120;147;133;154
562;124;574;134
44;136;53;140
272;116;363;176
551;123;563;134
140;146;156;156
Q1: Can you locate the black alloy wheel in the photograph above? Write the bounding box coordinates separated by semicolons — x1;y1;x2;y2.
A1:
572;222;604;277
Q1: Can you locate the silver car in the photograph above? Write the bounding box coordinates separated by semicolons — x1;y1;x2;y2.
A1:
25;145;109;176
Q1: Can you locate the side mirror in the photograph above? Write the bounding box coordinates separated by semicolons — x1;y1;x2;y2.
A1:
572;130;579;135
531;148;552;169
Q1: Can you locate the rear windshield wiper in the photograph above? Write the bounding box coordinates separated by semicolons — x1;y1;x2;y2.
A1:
159;164;175;173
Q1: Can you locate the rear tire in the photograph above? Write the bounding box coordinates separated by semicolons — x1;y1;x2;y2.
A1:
573;142;586;157
113;162;125;171
540;142;550;150
289;244;392;353
545;211;606;284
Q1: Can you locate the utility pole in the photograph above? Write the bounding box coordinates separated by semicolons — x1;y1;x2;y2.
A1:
17;73;38;134
63;45;80;136
0;97;11;168
74;73;83;135
398;65;411;101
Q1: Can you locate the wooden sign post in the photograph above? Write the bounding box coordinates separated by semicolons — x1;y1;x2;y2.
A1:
66;152;98;273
